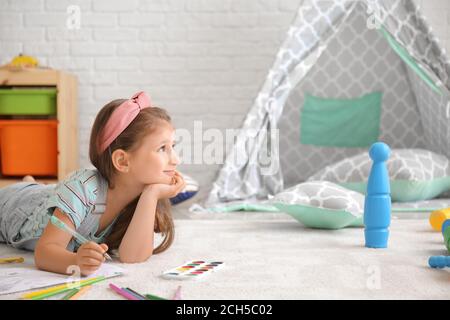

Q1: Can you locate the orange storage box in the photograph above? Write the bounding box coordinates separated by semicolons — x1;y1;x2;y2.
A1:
0;120;58;176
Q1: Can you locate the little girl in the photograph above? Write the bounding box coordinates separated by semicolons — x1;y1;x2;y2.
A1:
0;91;185;276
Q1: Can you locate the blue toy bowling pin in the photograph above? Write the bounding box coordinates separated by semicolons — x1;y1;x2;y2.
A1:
364;142;391;248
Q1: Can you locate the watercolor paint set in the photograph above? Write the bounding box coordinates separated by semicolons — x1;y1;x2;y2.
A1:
162;260;224;280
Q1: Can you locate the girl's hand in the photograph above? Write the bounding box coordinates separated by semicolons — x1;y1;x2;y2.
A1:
144;171;186;200
75;242;108;276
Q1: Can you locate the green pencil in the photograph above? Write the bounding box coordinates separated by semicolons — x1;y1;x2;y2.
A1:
31;276;107;300
61;288;79;300
145;293;168;300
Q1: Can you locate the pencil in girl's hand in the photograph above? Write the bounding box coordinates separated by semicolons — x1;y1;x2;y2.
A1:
50;215;112;260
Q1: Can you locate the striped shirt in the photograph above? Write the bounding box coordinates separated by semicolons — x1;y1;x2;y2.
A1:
47;169;107;230
0;169;115;252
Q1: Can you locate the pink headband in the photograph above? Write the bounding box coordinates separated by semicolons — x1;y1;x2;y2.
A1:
98;91;151;154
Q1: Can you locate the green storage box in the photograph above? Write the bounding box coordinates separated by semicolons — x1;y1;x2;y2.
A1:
0;88;57;115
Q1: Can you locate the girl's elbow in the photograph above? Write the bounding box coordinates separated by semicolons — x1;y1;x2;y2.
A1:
119;255;152;264
34;246;45;270
118;250;153;264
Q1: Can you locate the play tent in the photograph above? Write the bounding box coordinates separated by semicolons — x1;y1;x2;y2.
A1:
194;0;450;212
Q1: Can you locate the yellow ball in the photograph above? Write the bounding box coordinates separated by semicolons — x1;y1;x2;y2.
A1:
429;208;450;231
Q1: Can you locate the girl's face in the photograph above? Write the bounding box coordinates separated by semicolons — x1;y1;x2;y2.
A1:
128;121;180;186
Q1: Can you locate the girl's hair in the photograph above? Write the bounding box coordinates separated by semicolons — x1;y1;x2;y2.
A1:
89;98;174;254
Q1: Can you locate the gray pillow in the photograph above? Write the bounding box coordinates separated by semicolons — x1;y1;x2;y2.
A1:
271;181;364;229
308;149;450;202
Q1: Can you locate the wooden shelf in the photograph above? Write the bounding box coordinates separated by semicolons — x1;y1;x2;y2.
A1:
0;68;79;185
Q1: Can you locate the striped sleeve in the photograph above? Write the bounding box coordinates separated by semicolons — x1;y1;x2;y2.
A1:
45;170;96;229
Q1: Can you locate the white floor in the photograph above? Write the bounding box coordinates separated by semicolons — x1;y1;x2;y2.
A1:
1;205;449;300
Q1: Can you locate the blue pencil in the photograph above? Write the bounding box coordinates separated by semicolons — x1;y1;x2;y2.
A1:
124;287;147;300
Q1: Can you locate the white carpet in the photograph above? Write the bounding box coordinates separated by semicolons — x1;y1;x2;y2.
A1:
1;213;449;300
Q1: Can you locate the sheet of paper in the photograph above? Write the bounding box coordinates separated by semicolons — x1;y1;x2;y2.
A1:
0;262;125;296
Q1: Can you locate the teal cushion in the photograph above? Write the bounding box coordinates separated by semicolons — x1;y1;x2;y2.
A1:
300;92;382;147
274;203;363;229
341;178;450;202
271;181;364;229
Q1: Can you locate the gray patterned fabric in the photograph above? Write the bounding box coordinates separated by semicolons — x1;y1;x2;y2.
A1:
271;181;364;218
279;5;427;187
197;0;450;212
406;67;450;159
308;149;450;183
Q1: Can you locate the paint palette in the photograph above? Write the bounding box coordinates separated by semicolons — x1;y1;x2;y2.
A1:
162;260;224;280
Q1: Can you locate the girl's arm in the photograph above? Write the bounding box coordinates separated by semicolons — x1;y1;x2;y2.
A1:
35;208;78;274
118;173;185;263
35;208;108;276
117;188;158;263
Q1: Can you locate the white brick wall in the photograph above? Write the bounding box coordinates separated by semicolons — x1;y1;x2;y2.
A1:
0;0;449;199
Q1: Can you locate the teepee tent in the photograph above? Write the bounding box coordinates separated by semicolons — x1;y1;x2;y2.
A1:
196;0;450;212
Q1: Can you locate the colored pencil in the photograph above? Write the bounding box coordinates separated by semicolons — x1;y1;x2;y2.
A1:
22;275;105;299
145;293;168;300
0;256;24;264
109;283;139;300
172;286;182;300
30;276;108;300
50;215;112;260
69;285;92;300
124;287;147;300
61;288;79;300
